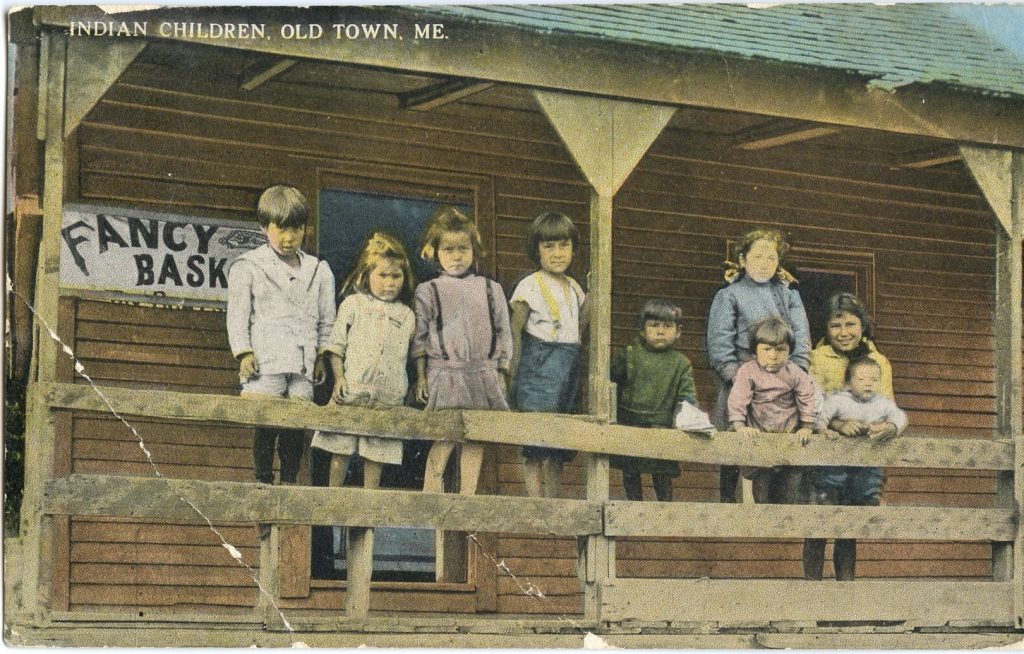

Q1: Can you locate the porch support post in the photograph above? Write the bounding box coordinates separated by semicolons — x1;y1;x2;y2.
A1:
534;91;673;622
63;38;145;136
258;526;281;621
345;527;375;618
962;145;1024;626
20;30;67;625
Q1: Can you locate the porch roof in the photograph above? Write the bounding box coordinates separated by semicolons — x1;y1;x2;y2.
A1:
429;4;1024;98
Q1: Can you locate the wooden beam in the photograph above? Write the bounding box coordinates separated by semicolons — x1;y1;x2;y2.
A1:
604;501;1015;541
961;145;1013;234
755;633;1022;650
898;146;962;169
239;58;297;91
42;474;603;536
64;37;145;135
732;122;841;150
534;91;674;197
977;147;1024;627
12;200;42;381
398;78;494;111
600;579;1015;624
1004;150;1024;628
462;410;1014;471
33;6;1024;148
20;30;67;626
43;382;1014;470
42;382;463;441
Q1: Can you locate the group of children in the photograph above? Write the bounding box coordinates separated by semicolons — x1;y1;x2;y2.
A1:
228;184;907;579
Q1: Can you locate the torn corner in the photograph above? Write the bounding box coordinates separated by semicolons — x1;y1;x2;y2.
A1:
583;632;619;649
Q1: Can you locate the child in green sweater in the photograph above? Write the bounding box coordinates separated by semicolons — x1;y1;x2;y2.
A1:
610;299;698;501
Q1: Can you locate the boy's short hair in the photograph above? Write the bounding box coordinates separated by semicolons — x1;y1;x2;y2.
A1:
845;356;881;383
748;316;795;352
526;212;579;265
256;185;309;229
638;298;684;328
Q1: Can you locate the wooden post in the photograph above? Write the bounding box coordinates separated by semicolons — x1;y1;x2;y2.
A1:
588;191;614;418
258;526;281;619
534;91;673;624
1009;151;1024;627
962;146;1024;626
20;30;66;625
345;527;374;618
578;454;613;621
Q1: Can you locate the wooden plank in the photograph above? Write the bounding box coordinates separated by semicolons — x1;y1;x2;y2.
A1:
277;526;310;599
604;502;1014;541
44;382;462;441
68;584;257;608
71;519;255;546
257;526;279;613
344;527;373;618
463;411;1013;471
53;382;1013;473
600;578;1014;624
71;542;259;567
757;634;1021;649
44;474;603;536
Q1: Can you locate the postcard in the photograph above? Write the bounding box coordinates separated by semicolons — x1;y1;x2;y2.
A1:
5;3;1024;648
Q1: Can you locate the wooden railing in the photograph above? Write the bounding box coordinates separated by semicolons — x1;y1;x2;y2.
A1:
39;381;1018;629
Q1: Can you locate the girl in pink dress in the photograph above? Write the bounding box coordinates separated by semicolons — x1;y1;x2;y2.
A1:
413;206;512;496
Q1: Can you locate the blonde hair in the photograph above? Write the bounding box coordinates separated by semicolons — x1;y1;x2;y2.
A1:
419;205;484;268
343;232;415;305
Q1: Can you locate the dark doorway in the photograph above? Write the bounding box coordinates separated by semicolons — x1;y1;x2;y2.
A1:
311;185;471;582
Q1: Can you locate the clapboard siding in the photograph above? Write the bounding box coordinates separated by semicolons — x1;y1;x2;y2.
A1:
71;51;591;614
62;44;998;616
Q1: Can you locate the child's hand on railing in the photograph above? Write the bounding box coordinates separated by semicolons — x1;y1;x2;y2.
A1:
794;426;813;446
416;377;429;404
867;421;898;441
732;423;759;438
332;377;347;404
313;356;327;385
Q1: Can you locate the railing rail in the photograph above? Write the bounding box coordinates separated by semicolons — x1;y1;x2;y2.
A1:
38;381;1019;627
43;381;1015;471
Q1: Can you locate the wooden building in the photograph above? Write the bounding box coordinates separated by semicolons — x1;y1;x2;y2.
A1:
6;4;1024;647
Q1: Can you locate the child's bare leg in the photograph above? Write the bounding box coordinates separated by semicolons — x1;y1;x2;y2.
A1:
803;539;826;580
424;441;455;493
459;443;485;495
622;471;644;501
363;460;383;490
542;458;564;498
652;473;673;502
329;455;350;487
523;458;544;497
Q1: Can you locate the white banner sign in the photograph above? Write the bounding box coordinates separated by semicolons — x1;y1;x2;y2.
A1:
60;204;267;302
